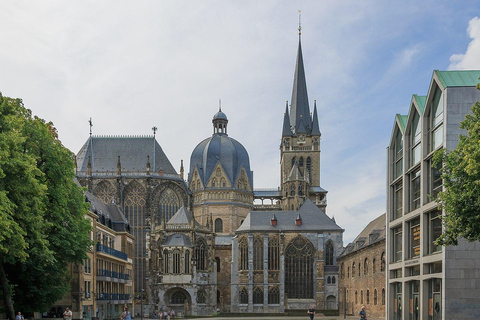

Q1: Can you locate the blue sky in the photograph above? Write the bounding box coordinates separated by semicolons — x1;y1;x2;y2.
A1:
1;1;480;243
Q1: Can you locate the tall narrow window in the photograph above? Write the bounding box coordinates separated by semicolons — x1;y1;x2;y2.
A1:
163;250;169;274
239;237;248;270
410;168;421;211
364;258;369;275
240;287;248;304
172;250;181;274
410;112;421;167
428;159;442;200
215;218;223;233
195;238;207;271
215;257;221;272
285;236;314;298
306;157;312;181
157;188;180;224
380;252;385;272
374;289;378;305
253;237;264;270
299;157;304;167
268;286;280;304
197;289;206;304
393;181;403;220
184;250;190;274
393;227;403;262
253;287;263;304
427;210;442;254
325;241;334;265
393;129;403;179
268;237;279;271
409;217;421;258
429;87;444;152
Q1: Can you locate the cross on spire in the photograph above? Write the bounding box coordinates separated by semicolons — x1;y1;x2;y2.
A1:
89;118;93;136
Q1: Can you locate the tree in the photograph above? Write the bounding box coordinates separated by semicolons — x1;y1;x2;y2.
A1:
0;93;92;320
434;84;480;246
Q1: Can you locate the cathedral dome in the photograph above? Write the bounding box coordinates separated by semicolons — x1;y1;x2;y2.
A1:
189;110;253;189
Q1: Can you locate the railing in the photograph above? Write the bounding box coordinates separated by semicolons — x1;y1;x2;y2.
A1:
97;269;130;280
77;171;182;180
96;293;131;301
96;243;128;260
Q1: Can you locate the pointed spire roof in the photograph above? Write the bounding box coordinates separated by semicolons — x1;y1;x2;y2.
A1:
311;100;321;136
287;161;305;181
290;38;311;135
282;101;292;136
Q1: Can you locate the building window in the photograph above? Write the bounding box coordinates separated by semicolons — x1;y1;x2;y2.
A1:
393;181;403;220
366;290;370;305
215;257;221;272
355;291;358;304
358;262;361;277
290;184;295;196
299;157;304;167
215;218;223;233
253;287;263;304
393;227;402;262
197;289;206;304
393;129;403;179
332;276;336;284
298;184;303;196
163;250;169;273
428;158;442;201
240;287;248;304
429;87;444;152
268;286;280;305
171;290;186;304
84;258;91;274
364;258;368;275
306;157;312;181
429;278;442;319
372;258;376;273
409;217;421;258
380;252;385;272
410;168;421;211
341;263;345;279
374;289;377;305
253;236;263;270
239;237;248;270
285;236;314;298
410;112;421;167
173;250;181;274
195;238;207;271
382;288;385;305
291;157;296;168
361;290;364;304
268;236;279;271
352;262;356;278
325;241;334;265
184;250;190;274
427;210;442;254
327;276;332;284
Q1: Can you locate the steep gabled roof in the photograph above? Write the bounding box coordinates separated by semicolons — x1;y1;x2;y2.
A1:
338;213;385;258
435;70;480;89
290;39;312;135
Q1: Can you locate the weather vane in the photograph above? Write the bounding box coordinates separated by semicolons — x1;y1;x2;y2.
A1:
219;99;222;112
152;126;157;136
298;10;302;36
89;117;93;136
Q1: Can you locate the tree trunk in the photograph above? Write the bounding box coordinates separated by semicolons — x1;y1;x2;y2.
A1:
0;262;15;320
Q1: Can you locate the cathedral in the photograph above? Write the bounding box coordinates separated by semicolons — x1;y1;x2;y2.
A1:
75;32;344;316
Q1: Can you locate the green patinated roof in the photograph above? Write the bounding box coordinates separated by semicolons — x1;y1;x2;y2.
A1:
413;95;426;114
396;114;408;133
435;70;480;89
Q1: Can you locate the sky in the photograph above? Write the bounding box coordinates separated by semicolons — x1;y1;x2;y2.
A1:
1;1;480;243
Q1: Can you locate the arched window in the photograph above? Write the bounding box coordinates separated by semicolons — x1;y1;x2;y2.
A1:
366;290;370;304
239;237;248;270
374;289;378;305
382;288;385;305
358;262;361;277
364;258;369;275
347;266;350;278
361;290;364;304
157;187;180;224
352;262;356;277
216;167;221;177
196;181;200;190
253;287;263;304
306;157;312;181
290;184;295;196
285;236;314;298
173;250;181;274
298;184;303;196
171;290;186;304
217;290;221;304
197;289;206;304
373;258;376;273
327;276;331;284
215;257;221;272
163;249;169;274
215;218;223;233
299;157;304;167
184;250;190;274
355;291;358;304
211;178;216;188
253;236;263;270
332;276;336;284
268;286;280;304
195;238;207;271
220;177;226;187
381;252;386;272
268;236;279;271
325;241;334;265
240;287;248;304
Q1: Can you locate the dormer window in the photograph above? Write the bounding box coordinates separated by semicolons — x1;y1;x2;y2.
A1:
295;213;302;226
271;214;277;227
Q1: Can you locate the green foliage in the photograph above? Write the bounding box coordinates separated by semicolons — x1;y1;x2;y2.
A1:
0;93;92;315
433;98;480;246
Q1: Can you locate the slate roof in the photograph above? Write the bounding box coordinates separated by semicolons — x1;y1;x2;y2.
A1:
76;136;177;175
189;132;253;188
236;199;342;233
338;213;385;258
435;70;480;88
166;206;200;227
85;190;131;233
162;234;193;247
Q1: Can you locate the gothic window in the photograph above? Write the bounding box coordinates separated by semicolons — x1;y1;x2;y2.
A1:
327;276;331;284
358;262;361;277
196;181;200;190
268;286;280;305
171;290;186;304
94;180;115;204
367;290;370;304
285;236;314;298
196;289;206;304
216;168;221;177
325;241;334;265
355;291;358;304
292;157;296;168
239;237;248;270
253;287;263;304
173;250;181;274
332;276;336;284
306;157;312;181
215;218;223;233
290;184;295;196
253;236;264;270
298;184;303;196
163;250;169;274
382;288;385;305
220;177;226;187
268;236;279;271
212;178;217;188
124;183;146;292
347;266;350;278
158;188;181;224
373;258;376;273
195;238;207;271
374;289;378;305
352;262;356;278
299;157;304;167
361;290;364;304
184;250;190;274
364;258;369;275
240;287;248;304
215;257;221;272
380;252;386;272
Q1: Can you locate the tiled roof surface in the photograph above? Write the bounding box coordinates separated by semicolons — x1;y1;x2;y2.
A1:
435;70;480;88
338;213;385;258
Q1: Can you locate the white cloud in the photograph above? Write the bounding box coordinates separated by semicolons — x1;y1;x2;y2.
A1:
449;16;480;70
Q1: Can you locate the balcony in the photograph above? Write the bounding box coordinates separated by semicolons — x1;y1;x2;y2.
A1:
96;243;128;260
97;269;131;283
96;292;131;304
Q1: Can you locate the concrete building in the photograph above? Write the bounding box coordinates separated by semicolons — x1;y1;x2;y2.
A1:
386;70;480;320
337;214;386;319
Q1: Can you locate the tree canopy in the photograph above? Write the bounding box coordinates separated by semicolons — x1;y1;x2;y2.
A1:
0;93;92;319
434;84;480;246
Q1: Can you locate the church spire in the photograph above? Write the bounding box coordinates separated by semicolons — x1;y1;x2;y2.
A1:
290;30;311;135
311;100;321;136
282;101;292;136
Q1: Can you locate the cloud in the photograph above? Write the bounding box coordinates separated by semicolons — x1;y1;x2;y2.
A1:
449;16;480;69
